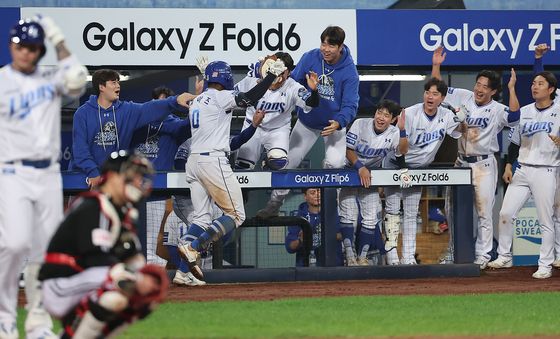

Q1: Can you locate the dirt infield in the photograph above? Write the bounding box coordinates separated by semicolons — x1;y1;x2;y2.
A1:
167;266;560;302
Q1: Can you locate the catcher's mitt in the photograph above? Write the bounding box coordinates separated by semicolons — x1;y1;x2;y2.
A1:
128;264;169;309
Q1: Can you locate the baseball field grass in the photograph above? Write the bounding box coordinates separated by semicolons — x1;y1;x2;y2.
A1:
19;291;560;338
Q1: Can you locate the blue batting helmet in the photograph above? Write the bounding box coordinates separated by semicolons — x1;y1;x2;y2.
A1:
204;61;234;90
9;19;46;57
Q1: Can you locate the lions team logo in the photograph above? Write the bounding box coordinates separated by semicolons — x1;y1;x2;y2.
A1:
317;74;335;101
94;121;118;146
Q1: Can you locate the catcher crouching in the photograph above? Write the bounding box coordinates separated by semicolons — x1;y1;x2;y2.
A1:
38;151;168;338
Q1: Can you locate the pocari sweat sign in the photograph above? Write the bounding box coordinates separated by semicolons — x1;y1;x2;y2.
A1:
356;10;560;66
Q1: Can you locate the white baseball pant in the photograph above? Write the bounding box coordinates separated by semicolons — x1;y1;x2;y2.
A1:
186;154;245;228
269;120;347;203
384;186;423;264
339;187;382;229
236;122;290;168
497;165;558;269
0;164;63;323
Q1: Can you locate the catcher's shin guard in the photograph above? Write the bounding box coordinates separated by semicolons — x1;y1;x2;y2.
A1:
384;213;401;252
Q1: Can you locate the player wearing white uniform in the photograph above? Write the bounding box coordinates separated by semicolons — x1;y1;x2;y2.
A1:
432;46;520;269
0;16;87;339
488;72;560;279
235;52;319;170
383;78;463;265
178;59;287;280
257;26;359;218
339;100;408;266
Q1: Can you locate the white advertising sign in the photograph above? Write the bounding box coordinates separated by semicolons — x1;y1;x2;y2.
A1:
512;199;541;266
22;8;357;66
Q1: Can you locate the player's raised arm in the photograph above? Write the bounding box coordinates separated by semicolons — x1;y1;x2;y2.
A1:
397;108;409;155
507;68;520;117
235;59;287;108
431;46;446;80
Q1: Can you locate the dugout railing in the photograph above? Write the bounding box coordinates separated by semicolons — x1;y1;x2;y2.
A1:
62;167;480;282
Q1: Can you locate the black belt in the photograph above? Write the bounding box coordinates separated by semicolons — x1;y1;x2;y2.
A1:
5;159;51;168
459;154;489;163
199;152;227;156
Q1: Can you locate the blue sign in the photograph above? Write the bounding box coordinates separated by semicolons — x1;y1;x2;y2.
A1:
0;8;21;65
271;170;361;188
357;10;560;66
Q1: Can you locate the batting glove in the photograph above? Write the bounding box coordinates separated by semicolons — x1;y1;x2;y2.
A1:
35;14;65;46
399;168;413;188
267;59;287;77
453;109;466;123
195;55;209;74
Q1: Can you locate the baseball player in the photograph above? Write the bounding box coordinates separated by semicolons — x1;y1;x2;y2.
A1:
234;52;319;170
432;46;520;269
0;16;88;339
339;100;408;266
177;59;287;279
488;72;559;278
383;78;463;265
70;70;191;189
257;25;359;217
285;188;344;267
529;43;560;269
130;86;190;266
39;151;168;338
164;110;265;286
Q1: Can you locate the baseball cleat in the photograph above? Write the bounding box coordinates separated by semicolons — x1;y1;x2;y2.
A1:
173;270;206;286
178;242;203;280
552;259;560;269
487;256;513;269
356;257;370;266
0;322;17;339
532;268;552;279
474;256;490;270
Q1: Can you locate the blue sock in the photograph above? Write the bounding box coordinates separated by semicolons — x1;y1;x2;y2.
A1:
183;223;206;243
357;227;375;257
179;259;189;273
339;222;355;244
166;245;182;268
192;215;236;251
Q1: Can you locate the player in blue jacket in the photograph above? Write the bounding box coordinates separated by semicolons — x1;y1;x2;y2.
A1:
130;86;191;266
285;188;344;267
70;69;190;188
258;26;360;218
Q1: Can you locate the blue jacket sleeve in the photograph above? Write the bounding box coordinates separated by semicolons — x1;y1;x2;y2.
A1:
128;96;187;129
533;57;544;75
160;115;191;144
285;226;302;254
334;73;360;128
230;125;256;151
71;109;100;178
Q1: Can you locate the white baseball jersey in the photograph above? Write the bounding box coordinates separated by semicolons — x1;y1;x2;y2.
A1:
444;87;517;156
0;56;81;162
188;88;236;153
346;119;400;169
234;77;312;130
387;103;461;168
513;101;560;167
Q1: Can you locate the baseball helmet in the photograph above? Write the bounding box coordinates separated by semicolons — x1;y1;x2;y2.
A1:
204;60;234;90
101;150;155;202
9;19;46;58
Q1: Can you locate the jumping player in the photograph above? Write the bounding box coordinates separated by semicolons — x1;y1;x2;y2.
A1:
164;110;265;286
178;59;287;279
257;25;359;217
383;78;464;265
234;52;319;170
432;46;520;269
0;16;87;339
39;151;168;337
339;100;408;266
